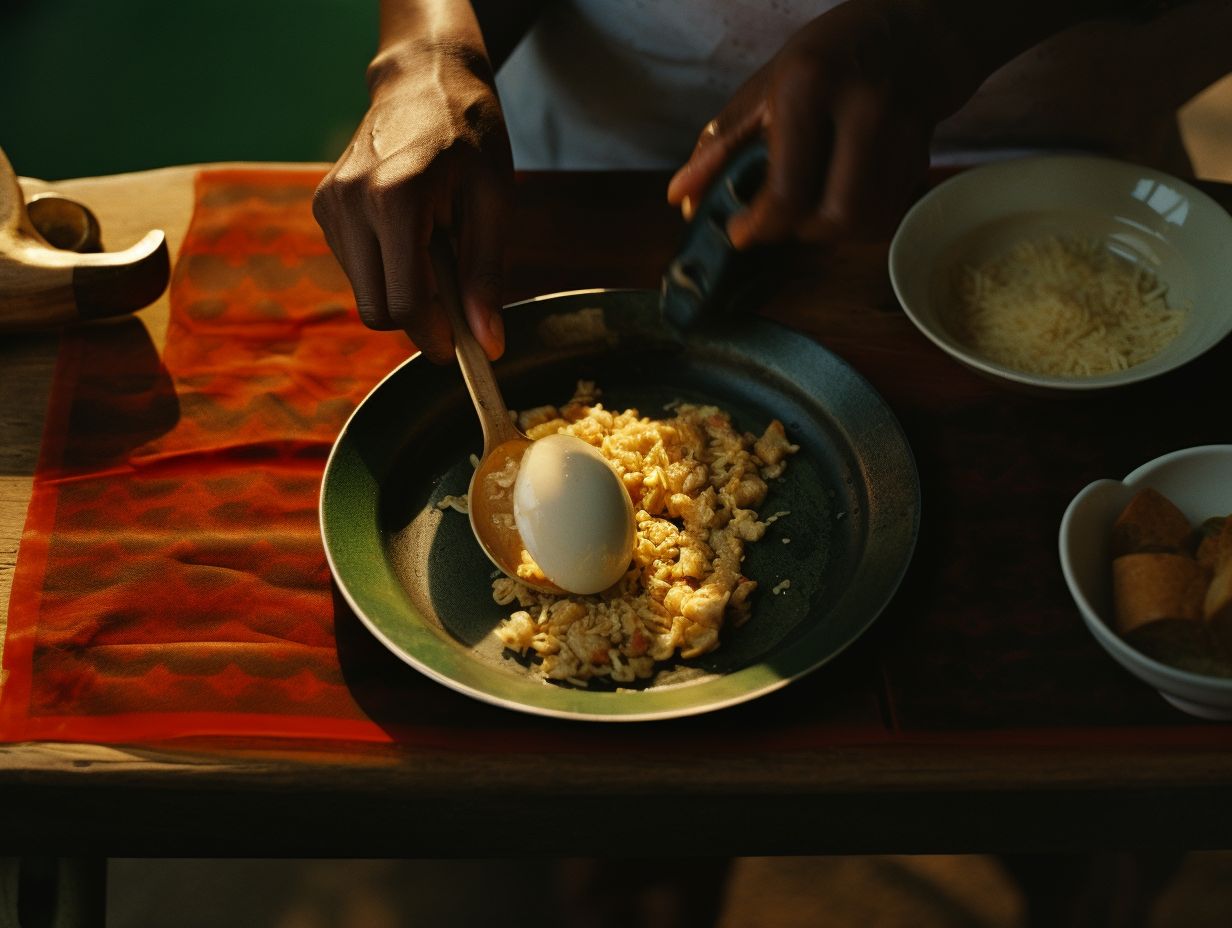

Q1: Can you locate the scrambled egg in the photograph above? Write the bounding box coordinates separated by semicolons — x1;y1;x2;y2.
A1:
493;381;797;685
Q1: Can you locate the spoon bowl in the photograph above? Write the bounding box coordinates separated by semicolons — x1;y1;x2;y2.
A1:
466;433;565;595
428;233;631;595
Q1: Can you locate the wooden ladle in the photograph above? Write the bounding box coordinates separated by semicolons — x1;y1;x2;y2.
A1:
429;233;636;596
427;231;562;595
0;145;170;332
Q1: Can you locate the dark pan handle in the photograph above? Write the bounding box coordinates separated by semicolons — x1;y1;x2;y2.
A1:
660;139;768;330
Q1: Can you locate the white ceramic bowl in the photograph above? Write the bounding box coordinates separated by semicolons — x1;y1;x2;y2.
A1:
1059;445;1232;719
889;155;1232;392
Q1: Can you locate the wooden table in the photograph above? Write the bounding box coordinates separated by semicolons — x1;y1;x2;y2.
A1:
1;164;1230;858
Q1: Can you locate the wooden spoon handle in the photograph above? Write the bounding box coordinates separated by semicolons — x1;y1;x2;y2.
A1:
428;230;518;452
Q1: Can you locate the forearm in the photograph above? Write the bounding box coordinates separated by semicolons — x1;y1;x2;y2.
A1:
368;0;492;97
913;0;1199;117
369;0;547;93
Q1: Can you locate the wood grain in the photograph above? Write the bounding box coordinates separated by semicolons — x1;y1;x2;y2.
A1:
1;164;1230;858
2;738;1231;855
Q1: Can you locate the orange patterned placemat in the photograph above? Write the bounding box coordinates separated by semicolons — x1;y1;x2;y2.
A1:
0;169;417;743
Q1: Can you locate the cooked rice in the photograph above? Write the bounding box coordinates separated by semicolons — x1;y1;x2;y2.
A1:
436;494;469;513
952;235;1186;377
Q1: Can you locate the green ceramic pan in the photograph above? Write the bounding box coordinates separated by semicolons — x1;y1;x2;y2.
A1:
320;286;920;721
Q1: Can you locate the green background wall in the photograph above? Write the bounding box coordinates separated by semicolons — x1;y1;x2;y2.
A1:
0;0;377;180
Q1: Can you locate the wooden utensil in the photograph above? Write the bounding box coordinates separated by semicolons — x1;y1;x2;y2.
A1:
427;231;563;595
0;145;169;332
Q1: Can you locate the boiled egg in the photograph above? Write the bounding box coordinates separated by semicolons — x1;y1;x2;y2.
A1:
513;433;635;594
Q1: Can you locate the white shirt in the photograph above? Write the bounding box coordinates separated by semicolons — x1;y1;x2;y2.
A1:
496;0;1230;174
497;0;836;169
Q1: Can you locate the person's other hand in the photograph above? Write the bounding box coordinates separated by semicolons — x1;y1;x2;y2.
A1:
667;0;973;250
313;45;512;362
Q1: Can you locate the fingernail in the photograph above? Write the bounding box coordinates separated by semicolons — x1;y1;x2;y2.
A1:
681;195;694;221
726;214;748;250
666;171;685;203
486;310;505;359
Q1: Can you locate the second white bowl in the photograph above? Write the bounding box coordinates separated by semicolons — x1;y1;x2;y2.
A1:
1059;445;1232;719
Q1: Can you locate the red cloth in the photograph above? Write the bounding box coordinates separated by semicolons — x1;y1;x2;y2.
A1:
1;170;412;743
0;169;889;749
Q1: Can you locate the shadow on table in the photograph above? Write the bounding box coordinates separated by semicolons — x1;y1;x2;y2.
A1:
56;317;180;471
331;574;893;753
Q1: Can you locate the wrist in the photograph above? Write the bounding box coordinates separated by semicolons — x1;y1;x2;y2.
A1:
366;36;495;99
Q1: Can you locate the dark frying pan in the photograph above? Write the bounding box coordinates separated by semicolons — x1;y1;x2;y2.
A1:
320;146;920;721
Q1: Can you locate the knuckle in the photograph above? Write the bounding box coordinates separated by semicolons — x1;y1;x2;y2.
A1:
827;197;857;232
365;174;401;215
353;298;392;330
323;164;366;200
733;202;782;247
405;319;453;363
367;161;430;213
384;282;417;318
314;172;373;228
311;176;343;223
759;192;803;229
817;203;856;239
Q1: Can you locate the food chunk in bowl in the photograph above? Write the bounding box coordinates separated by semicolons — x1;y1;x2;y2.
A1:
1108;489;1232;674
1060;445;1232;719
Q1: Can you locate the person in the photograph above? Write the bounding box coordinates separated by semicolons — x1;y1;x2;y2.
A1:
309;4;1224;926
311;0;1229;365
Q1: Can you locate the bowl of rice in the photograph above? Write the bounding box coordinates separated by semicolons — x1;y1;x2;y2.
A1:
888;155;1232;392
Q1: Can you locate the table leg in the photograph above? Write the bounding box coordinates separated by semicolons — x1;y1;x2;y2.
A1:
0;857;106;928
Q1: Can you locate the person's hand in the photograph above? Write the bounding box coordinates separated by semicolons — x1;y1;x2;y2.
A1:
666;0;977;250
312;44;513;362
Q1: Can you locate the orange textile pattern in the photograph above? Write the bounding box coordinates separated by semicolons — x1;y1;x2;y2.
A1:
0;170;414;743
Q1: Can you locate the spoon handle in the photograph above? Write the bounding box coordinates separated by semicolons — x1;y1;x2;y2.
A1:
428;231;519;452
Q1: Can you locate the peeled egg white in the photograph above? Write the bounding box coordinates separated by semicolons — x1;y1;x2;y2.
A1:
513;433;635;595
